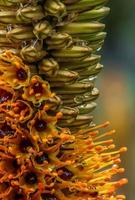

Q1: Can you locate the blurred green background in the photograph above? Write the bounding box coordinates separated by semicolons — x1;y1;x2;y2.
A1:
94;1;135;199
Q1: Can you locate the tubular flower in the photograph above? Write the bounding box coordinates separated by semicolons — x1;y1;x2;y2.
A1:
0;51;30;89
28;109;59;144
0;52;127;200
22;75;53;104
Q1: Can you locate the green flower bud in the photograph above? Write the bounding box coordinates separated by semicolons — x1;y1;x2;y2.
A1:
16;5;45;23
7;26;34;43
20;41;47;63
39;58;59;77
46;32;73;50
0;11;18;24
33;20;52;40
44;0;66;19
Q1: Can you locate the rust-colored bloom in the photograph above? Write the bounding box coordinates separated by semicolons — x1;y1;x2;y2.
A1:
0;51;30;89
22;75;53;104
28;109;59;144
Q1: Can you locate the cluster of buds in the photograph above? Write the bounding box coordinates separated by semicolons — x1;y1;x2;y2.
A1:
0;0;111;130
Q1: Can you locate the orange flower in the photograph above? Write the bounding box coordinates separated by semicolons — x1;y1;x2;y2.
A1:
28;110;58;144
22;75;53;104
0;51;30;89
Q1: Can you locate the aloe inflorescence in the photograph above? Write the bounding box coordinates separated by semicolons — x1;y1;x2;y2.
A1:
0;0;127;200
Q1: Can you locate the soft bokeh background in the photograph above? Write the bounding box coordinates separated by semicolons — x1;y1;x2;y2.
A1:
94;1;135;199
